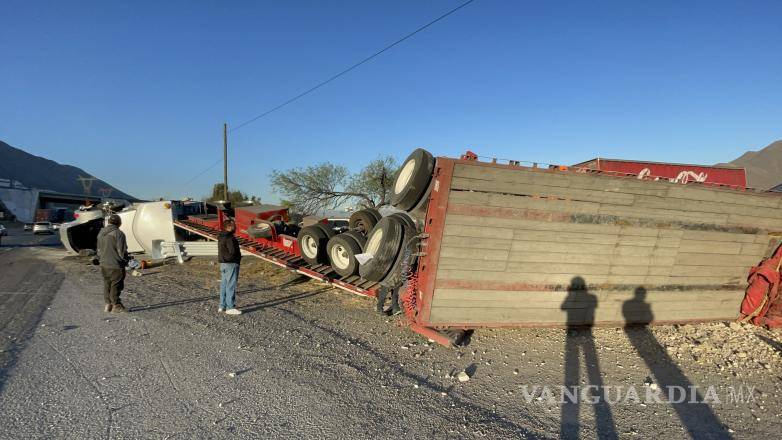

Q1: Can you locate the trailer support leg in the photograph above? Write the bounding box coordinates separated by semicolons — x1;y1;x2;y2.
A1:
408;323;455;347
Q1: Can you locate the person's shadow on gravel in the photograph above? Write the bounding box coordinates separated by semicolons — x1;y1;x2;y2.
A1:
560;276;617;439
240;288;329;314
623;287;731;439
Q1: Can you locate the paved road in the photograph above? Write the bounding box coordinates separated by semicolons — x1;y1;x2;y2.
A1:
0;224;60;249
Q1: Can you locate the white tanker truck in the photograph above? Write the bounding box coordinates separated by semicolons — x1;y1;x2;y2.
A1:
60;200;208;255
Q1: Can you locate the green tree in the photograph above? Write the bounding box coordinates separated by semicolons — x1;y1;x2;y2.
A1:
270;155;398;215
204;183;257;204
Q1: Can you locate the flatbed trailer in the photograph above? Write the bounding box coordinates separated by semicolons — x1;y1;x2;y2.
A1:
173;217;381;298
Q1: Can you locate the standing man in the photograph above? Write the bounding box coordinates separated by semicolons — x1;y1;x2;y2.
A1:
97;214;129;313
218;219;242;315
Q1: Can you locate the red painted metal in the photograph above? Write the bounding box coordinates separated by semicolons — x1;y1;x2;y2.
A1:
460;150;478;161
739;244;782;327
173;217;378;298
233;205;289;231
408;323;454;347
572;158;747;189
415;158;455;326
187;213;221;230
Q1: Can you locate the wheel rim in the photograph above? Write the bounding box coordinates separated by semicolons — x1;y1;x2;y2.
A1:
330;244;351;269
366;229;384;255
301;235;318;258
355;218;370;233
395;159;416;194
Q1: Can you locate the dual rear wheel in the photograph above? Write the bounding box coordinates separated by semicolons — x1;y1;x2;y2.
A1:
299;147;433;280
298;222;335;265
326;231;366;277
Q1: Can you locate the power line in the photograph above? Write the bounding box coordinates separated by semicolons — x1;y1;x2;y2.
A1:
183;158;222;186
230;0;476;132
180;0;476;188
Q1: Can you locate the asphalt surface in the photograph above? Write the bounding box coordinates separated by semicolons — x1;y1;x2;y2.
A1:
1;226;781;439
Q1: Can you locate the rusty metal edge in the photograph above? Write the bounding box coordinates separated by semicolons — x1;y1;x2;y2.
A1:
416;157;455;325
408;323;454;347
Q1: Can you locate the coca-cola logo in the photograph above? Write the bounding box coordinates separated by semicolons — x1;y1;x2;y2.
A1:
637;167;708;184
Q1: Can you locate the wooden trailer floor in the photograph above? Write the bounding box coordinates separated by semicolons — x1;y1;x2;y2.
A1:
416;158;781;328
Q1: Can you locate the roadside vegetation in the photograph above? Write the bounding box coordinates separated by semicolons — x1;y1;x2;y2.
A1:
270;155;398;215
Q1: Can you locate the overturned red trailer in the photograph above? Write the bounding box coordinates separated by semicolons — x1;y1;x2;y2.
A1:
175;149;782;346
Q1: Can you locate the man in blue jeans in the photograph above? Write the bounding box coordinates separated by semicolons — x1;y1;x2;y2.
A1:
217;219;242;315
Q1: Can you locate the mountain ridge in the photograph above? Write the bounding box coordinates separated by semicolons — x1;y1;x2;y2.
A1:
718;140;782;190
0;140;136;200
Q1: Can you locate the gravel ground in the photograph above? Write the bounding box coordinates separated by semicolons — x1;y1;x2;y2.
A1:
1;240;781;439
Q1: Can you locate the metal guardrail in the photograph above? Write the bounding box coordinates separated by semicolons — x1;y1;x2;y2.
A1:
0;178;30;190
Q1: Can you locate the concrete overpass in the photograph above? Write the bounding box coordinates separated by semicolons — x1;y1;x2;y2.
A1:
0;179;102;223
38;190;101;209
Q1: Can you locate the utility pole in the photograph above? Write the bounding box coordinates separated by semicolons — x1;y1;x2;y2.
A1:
223;123;228;202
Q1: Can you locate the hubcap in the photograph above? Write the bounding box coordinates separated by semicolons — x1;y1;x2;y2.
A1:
330;244;351;269
395;159;416;194
366;229;384;255
302;235;318;258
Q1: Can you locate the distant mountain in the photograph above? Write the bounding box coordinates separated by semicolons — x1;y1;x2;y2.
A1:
0;140;136;200
718;140;782;191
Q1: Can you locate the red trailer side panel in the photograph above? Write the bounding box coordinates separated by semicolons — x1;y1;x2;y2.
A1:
233;205;289;231
573;158;747;188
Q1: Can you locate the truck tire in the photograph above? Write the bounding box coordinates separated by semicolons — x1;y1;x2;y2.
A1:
342;230;367;250
389;212;416;232
359;216;404;282
366;208;382;221
327;234;363;277
391;148;435;211
298;225;329;265
380;215;418;288
348;209;378;234
313;222;336;239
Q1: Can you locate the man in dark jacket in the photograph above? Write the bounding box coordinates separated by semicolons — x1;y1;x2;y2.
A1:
97;214;129;312
218;219;242;315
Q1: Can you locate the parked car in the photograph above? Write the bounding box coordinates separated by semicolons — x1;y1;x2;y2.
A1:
33;222;54;235
52;223;61;231
24;223;33;231
0;224;7;236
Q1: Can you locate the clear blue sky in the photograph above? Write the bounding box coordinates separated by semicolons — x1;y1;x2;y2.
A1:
2;0;781;201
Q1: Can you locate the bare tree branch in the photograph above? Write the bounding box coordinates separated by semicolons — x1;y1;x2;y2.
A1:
270;156;398;216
